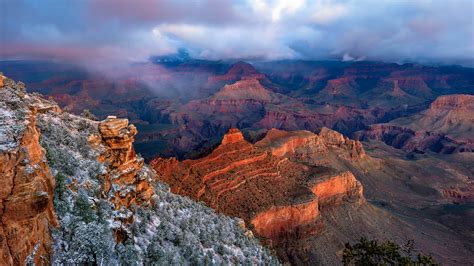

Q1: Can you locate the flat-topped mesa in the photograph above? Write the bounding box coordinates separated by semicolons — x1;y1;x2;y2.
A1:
221;128;245;145
93;117;154;210
256;128;328;158
429;94;474;111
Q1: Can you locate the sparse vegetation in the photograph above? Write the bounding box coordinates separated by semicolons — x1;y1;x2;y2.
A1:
342;237;437;265
81;109;98;121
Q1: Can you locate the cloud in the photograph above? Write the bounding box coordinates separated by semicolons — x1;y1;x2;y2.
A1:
1;0;473;65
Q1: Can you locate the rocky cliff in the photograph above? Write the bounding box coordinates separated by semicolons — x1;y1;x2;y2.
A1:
429;94;474;111
0;76;58;265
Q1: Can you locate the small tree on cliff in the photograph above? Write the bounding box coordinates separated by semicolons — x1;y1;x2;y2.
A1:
81;109;98;121
342;237;437;265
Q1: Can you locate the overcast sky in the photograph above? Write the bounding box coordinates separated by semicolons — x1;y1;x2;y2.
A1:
1;0;473;65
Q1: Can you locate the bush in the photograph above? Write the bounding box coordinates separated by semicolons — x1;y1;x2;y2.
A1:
342;237;437;265
81;109;98;121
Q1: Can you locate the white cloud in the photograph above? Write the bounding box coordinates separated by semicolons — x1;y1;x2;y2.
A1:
2;0;473;65
311;2;348;24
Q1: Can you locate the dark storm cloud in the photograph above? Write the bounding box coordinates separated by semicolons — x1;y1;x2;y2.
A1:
1;0;473;65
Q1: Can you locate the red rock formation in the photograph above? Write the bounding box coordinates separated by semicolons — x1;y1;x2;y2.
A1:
221;128;245;144
208;61;265;84
441;186;474;203
256;128;365;161
211;79;275;102
251;200;320;240
355;124;474;153
318;77;358;98
91;116;155;210
0;79;58;265
429;94;474;111
309;171;364;208
151;128;366;259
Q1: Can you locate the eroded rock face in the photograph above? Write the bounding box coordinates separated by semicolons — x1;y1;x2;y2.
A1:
256;128;366;162
251;200;321;240
92;116;155;210
309;171;364;208
429;94;474;111
0;78;58;265
151;127;366;262
356;124;474;153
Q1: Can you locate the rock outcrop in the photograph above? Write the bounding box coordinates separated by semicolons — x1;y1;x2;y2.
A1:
87;116;155;241
151;127;366;262
207;61;265;84
93;116;155;209
256;128;365;162
429;94;474;111
0;77;58;265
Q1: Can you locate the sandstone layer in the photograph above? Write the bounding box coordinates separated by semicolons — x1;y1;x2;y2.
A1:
389;94;474;142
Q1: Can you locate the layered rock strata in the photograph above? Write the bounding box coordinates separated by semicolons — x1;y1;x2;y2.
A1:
92;116;155;209
151;128;365;246
88;116;155;241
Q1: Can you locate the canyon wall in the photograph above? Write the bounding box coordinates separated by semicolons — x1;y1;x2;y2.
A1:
0;77;58;265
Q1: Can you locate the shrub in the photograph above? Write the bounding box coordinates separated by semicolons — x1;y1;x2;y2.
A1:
342;237;437;265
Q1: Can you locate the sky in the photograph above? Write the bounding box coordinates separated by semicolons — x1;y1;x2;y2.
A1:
1;0;473;66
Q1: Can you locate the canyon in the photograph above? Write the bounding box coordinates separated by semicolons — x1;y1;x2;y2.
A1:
2;60;472;160
0;58;473;264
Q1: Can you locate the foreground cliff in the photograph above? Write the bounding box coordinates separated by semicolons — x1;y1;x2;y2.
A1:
0;75;277;264
0;75;58;264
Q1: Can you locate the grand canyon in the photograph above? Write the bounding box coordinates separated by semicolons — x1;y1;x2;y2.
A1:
1;0;473;265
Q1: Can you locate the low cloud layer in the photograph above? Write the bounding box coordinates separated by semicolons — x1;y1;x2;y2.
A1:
1;0;473;65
